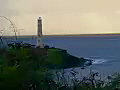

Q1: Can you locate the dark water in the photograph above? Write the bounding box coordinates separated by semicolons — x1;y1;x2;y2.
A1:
3;35;120;76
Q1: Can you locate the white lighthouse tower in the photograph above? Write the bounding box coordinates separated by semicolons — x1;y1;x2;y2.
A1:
37;17;44;48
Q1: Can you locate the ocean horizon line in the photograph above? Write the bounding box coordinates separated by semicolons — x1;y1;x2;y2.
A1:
2;33;120;37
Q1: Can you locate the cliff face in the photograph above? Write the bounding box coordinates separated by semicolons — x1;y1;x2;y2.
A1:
46;48;89;69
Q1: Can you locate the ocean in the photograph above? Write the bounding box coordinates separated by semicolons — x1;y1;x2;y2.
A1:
3;35;120;76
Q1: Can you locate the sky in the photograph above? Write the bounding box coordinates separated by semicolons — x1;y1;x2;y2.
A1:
1;0;120;35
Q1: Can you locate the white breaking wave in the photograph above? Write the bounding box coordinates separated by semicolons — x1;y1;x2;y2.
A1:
85;57;108;64
92;59;107;64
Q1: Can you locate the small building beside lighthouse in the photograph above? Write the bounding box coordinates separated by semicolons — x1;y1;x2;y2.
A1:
37;17;44;48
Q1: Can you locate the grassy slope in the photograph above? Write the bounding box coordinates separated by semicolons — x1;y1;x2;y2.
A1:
46;48;86;69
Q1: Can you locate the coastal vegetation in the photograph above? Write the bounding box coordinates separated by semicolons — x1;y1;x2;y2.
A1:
0;43;119;90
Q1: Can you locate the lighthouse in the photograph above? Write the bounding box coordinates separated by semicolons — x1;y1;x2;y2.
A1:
37;17;44;48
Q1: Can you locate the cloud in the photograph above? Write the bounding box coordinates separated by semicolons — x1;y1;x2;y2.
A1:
1;0;120;35
4;0;120;15
0;0;20;16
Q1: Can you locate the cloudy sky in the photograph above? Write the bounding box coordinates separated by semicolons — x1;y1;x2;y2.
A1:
0;0;120;35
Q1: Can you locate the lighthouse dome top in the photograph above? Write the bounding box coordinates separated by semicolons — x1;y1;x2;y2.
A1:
38;17;42;20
